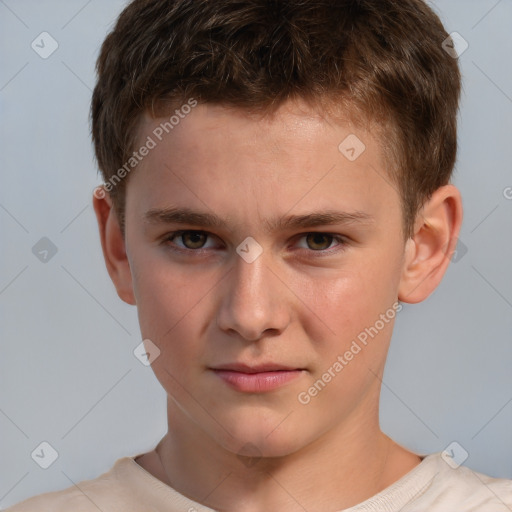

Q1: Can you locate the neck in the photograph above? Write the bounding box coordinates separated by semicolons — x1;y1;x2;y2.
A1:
148;396;420;512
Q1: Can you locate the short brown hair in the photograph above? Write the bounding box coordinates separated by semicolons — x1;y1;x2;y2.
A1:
91;0;461;240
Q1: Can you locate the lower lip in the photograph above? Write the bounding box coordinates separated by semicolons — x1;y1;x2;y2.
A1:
212;370;303;392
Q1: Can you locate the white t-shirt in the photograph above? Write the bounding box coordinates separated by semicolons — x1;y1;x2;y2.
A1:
5;451;512;511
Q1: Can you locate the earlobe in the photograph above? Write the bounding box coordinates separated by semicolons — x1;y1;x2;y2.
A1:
398;185;463;304
92;187;136;305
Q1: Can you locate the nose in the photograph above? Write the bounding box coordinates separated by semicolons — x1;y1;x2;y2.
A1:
216;251;291;342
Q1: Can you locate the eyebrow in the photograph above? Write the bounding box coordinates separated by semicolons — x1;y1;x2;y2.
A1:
143;206;375;232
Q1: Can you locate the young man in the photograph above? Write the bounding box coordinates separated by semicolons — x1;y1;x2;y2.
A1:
7;0;512;510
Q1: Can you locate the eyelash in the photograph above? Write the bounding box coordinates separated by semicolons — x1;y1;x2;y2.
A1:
162;230;348;257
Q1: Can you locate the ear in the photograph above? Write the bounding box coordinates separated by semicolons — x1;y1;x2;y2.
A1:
398;184;463;304
92;187;136;305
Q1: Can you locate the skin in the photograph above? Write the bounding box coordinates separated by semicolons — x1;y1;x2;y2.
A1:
93;98;463;512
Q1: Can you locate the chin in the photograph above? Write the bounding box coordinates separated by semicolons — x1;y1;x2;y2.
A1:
212;414;311;459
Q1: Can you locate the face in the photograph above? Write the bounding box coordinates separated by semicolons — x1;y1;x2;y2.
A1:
122;100;408;457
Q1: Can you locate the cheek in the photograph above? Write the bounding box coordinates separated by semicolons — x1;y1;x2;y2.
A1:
297;269;398;414
302;267;381;330
132;265;202;390
130;251;187;336
129;252;221;361
299;253;399;359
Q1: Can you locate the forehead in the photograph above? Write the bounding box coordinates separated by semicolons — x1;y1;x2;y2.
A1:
126;99;399;232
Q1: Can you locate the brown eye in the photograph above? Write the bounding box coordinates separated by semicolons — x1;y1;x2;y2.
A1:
305;233;334;251
180;231;208;249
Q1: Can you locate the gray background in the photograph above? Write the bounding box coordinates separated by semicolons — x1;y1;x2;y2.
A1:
1;0;511;507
